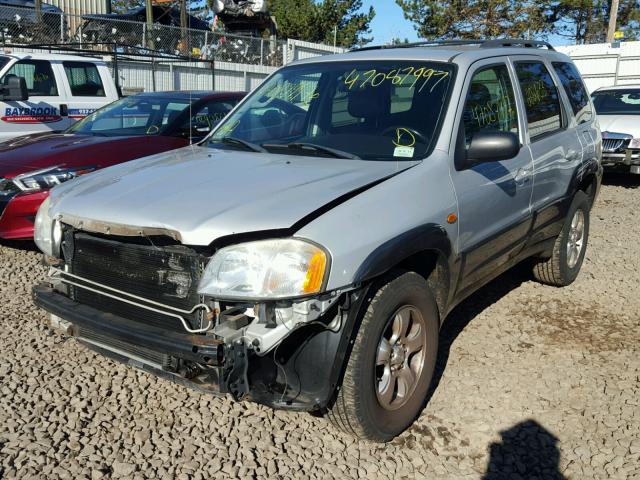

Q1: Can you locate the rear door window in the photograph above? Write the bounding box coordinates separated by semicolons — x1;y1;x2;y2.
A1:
63;61;106;97
552;62;592;124
515;61;563;140
462;64;519;145
1;59;58;96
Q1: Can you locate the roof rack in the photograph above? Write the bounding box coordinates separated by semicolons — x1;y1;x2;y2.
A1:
351;38;555;53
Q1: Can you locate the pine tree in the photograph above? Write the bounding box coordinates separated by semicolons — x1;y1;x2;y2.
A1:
394;0;555;40
264;0;375;48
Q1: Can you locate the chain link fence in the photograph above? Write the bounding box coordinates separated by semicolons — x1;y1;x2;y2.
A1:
1;5;286;66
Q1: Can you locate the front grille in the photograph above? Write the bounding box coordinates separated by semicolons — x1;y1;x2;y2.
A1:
68;232;206;332
603;138;629;152
78;326;177;370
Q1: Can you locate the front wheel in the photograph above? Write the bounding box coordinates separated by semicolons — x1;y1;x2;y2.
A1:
533;191;590;286
327;271;439;442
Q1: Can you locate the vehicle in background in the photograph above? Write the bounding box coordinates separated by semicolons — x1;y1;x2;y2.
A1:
0;90;244;239
0;51;119;142
32;40;601;442
592;85;640;174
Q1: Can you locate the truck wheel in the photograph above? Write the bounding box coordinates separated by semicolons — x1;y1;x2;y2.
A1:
327;271;439;442
533;191;590;287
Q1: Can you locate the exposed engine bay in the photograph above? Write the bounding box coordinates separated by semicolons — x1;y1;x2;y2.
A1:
35;224;366;410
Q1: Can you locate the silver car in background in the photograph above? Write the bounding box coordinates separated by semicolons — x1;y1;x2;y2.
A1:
33;39;602;442
592;85;640;174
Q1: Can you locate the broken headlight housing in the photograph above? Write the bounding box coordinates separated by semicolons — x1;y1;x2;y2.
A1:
198;239;329;300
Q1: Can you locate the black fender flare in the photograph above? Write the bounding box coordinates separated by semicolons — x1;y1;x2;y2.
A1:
353;223;453;284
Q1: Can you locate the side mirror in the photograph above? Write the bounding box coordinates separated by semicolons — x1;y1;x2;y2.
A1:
465;131;520;167
0;76;29;101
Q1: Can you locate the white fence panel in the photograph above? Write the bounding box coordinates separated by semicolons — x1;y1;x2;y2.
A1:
286;39;345;63
557;41;640;92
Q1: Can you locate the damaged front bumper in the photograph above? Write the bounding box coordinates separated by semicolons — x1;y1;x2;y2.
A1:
33;281;368;411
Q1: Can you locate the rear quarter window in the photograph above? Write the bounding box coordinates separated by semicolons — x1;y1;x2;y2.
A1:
552;62;592;124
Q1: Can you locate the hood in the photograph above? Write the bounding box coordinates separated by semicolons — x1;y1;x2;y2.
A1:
597;115;640;139
49;146;416;246
0;133;187;178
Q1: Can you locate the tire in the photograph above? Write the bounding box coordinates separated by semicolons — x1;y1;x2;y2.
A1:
327;271;439;442
533;191;590;287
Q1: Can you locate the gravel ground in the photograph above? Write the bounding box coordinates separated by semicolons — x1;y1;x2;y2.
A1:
1;175;639;480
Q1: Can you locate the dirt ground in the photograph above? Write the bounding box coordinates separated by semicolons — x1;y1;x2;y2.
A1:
1;174;639;479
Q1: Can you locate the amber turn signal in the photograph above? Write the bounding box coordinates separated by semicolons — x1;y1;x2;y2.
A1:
303;249;327;293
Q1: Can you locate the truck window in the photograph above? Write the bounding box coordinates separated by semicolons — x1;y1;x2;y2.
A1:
462;64;519;145
1;59;58;96
63;61;106;97
552;62;592;124
515;61;562;140
0;56;10;71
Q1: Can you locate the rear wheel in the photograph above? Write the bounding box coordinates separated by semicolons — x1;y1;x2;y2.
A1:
327;271;439;442
533;191;590;286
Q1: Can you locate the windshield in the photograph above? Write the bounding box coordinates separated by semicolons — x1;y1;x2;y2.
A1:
208;60;455;160
592;89;640;115
67;96;192;136
0;56;10;72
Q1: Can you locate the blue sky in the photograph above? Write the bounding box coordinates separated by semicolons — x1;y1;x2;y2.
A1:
363;0;419;45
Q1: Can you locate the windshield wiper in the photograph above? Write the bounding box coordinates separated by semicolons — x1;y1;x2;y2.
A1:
262;142;361;160
219;136;267;153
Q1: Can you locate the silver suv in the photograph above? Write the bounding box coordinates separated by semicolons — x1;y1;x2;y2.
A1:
33;39;602;442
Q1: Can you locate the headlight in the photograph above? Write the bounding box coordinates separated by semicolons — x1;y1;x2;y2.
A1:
198;239;329;300
33;196;61;257
629;138;640;149
13;166;95;192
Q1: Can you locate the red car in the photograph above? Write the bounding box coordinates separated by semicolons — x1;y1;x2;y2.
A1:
0;90;244;239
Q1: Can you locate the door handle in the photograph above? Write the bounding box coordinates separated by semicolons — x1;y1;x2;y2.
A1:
514;168;531;184
60;104;68;117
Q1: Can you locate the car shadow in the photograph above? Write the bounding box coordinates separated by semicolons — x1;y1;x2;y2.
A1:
601;172;640;188
425;262;532;404
0;238;39;253
482;419;565;479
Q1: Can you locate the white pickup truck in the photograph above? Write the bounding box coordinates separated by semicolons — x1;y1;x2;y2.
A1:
0;51;119;142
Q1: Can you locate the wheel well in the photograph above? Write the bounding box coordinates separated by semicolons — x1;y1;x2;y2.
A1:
396;250;449;321
578;174;598;205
